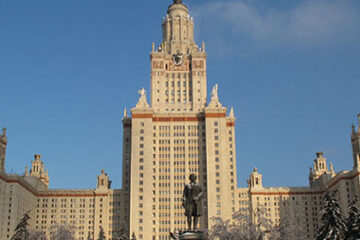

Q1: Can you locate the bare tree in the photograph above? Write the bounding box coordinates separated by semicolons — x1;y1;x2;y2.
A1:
98;227;106;240
209;207;300;240
29;230;46;240
114;223;129;240
50;224;76;240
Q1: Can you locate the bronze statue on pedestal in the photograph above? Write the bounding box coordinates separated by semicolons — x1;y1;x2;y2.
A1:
170;174;206;240
183;173;204;230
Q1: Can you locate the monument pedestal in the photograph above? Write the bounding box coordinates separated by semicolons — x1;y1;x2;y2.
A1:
179;231;206;240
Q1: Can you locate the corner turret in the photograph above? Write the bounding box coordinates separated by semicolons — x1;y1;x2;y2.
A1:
26;154;50;187
97;169;112;190
248;167;263;189
309;152;334;187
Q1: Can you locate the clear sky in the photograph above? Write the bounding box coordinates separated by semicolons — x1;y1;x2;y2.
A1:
0;0;359;189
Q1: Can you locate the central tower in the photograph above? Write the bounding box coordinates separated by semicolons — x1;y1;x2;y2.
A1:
150;0;207;113
122;1;238;239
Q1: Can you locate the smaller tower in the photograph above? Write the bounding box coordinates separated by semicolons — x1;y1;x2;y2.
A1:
312;152;329;177
29;154;49;187
248;167;263;189
97;169;111;190
309;152;334;187
0;128;7;173
351;114;360;169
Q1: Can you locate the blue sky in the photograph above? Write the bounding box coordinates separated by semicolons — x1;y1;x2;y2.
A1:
0;0;359;189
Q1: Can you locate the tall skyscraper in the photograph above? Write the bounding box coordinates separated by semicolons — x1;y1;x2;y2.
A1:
122;0;237;239
1;1;360;240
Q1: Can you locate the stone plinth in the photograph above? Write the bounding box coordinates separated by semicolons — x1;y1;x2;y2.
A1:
179;231;206;240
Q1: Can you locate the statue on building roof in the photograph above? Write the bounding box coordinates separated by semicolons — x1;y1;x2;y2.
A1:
208;84;223;108
135;88;150;108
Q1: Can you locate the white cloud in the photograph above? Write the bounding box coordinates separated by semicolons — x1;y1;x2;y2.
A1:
191;0;360;54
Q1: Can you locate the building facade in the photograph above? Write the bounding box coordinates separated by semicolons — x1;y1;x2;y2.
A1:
121;1;237;239
0;152;125;240
0;1;359;240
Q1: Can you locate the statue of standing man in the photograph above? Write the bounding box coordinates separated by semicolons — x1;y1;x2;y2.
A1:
183;174;204;231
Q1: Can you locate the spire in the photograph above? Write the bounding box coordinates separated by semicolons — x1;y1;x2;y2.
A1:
162;0;197;55
352;124;356;135
229;107;234;118
0;127;7;172
124;108;128;118
1;128;6;137
24;165;29;176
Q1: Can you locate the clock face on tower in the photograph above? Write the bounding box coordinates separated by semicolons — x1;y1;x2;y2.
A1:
172;52;184;66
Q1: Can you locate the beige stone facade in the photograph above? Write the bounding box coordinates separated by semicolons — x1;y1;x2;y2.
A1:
0;1;360;240
240;120;360;240
121;1;237;239
0;156;125;240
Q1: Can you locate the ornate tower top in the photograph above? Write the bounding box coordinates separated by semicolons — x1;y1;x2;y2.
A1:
28;154;49;187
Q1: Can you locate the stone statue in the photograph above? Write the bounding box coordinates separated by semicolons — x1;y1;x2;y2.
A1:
211;84;218;100
138;88;146;98
183;174;203;230
135;88;149;108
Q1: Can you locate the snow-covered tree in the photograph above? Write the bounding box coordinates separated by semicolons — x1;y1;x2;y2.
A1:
11;213;31;240
50;224;75;240
98;227;106;240
346;197;360;240
315;192;347;240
